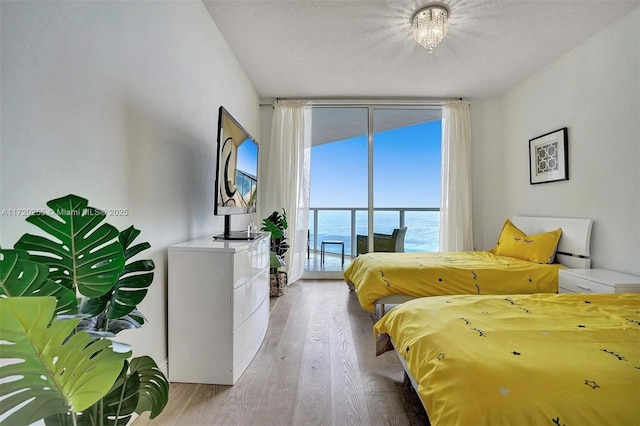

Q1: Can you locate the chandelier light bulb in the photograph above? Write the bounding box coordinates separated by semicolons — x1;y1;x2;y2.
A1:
411;4;450;53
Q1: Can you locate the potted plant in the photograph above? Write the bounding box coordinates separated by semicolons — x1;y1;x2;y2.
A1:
260;209;289;296
0;194;169;425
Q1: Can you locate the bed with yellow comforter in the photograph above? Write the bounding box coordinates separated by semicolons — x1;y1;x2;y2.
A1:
374;293;640;426
344;251;563;312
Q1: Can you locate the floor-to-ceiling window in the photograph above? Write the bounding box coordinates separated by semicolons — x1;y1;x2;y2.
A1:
304;104;441;278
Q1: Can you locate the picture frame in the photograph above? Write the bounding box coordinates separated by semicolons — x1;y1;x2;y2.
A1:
529;127;568;184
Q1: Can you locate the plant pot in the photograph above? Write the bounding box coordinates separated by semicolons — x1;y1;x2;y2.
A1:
270;271;288;297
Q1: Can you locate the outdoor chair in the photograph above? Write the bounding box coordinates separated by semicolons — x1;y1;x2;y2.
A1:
356;227;407;255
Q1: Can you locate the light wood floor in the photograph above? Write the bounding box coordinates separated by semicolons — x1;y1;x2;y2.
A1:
134;279;429;426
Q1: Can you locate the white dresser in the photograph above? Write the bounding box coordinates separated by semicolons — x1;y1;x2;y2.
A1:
558;268;640;294
168;233;270;385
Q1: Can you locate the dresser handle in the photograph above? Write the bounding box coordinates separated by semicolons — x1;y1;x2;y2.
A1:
576;284;592;291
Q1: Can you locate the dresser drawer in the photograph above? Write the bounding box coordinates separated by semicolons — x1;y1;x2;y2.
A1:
559;273;614;294
232;268;269;326
233;237;270;289
251;236;270;275
232;296;269;371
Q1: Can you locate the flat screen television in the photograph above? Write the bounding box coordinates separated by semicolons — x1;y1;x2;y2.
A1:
213;106;259;240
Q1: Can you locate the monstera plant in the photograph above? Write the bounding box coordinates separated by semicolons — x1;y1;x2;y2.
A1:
261;209;289;273
0;194;168;425
261;209;290;297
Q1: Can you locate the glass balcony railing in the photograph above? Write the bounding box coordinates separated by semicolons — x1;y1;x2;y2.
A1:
308;207;440;258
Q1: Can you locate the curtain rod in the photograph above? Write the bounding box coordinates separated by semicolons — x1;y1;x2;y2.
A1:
259;97;464;107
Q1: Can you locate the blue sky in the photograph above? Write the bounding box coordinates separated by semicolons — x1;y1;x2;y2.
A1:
310;120;441;208
236;138;258;178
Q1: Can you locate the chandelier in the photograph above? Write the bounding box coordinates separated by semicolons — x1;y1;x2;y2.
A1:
411;4;450;53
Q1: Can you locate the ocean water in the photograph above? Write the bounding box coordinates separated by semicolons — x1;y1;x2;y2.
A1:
309;210;439;256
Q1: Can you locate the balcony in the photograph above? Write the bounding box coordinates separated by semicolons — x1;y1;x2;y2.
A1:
303;207;439;278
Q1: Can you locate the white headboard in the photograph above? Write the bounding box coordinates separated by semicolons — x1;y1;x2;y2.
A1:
511;216;593;269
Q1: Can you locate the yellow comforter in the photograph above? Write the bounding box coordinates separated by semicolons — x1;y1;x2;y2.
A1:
374;293;640;426
344;251;563;312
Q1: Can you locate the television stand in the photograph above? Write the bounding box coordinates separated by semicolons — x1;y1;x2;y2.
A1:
214;231;260;240
213;215;259;240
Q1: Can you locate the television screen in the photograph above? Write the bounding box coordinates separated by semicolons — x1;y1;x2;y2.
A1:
214;107;258;216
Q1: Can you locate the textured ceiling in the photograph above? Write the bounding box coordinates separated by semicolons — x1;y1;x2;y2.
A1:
203;0;639;100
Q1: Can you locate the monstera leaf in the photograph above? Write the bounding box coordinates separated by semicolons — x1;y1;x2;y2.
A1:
131;355;169;418
79;226;154;321
0;249;77;315
14;194;125;297
45;361;140;426
44;356;168;426
0;297;131;425
109;226;155;319
75;310;146;336
92;360;141;426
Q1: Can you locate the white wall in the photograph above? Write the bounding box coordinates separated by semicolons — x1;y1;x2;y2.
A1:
1;1;259;367
470;97;505;249
473;8;640;275
258;104;274;221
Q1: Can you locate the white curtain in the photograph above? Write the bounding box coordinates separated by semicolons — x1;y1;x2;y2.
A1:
439;101;473;252
260;100;312;283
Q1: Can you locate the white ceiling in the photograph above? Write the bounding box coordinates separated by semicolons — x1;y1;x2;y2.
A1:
203;0;639;101
311;107;442;145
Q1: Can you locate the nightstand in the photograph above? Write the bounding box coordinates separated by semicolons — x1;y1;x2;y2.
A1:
558;269;640;294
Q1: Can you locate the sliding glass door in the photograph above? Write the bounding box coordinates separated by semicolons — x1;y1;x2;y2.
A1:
305;104;441;277
307;107;368;277
372;108;441;253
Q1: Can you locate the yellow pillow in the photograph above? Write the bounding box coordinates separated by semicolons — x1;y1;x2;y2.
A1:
493;219;562;264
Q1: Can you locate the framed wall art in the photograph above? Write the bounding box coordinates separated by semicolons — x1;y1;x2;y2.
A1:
529;127;568;184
